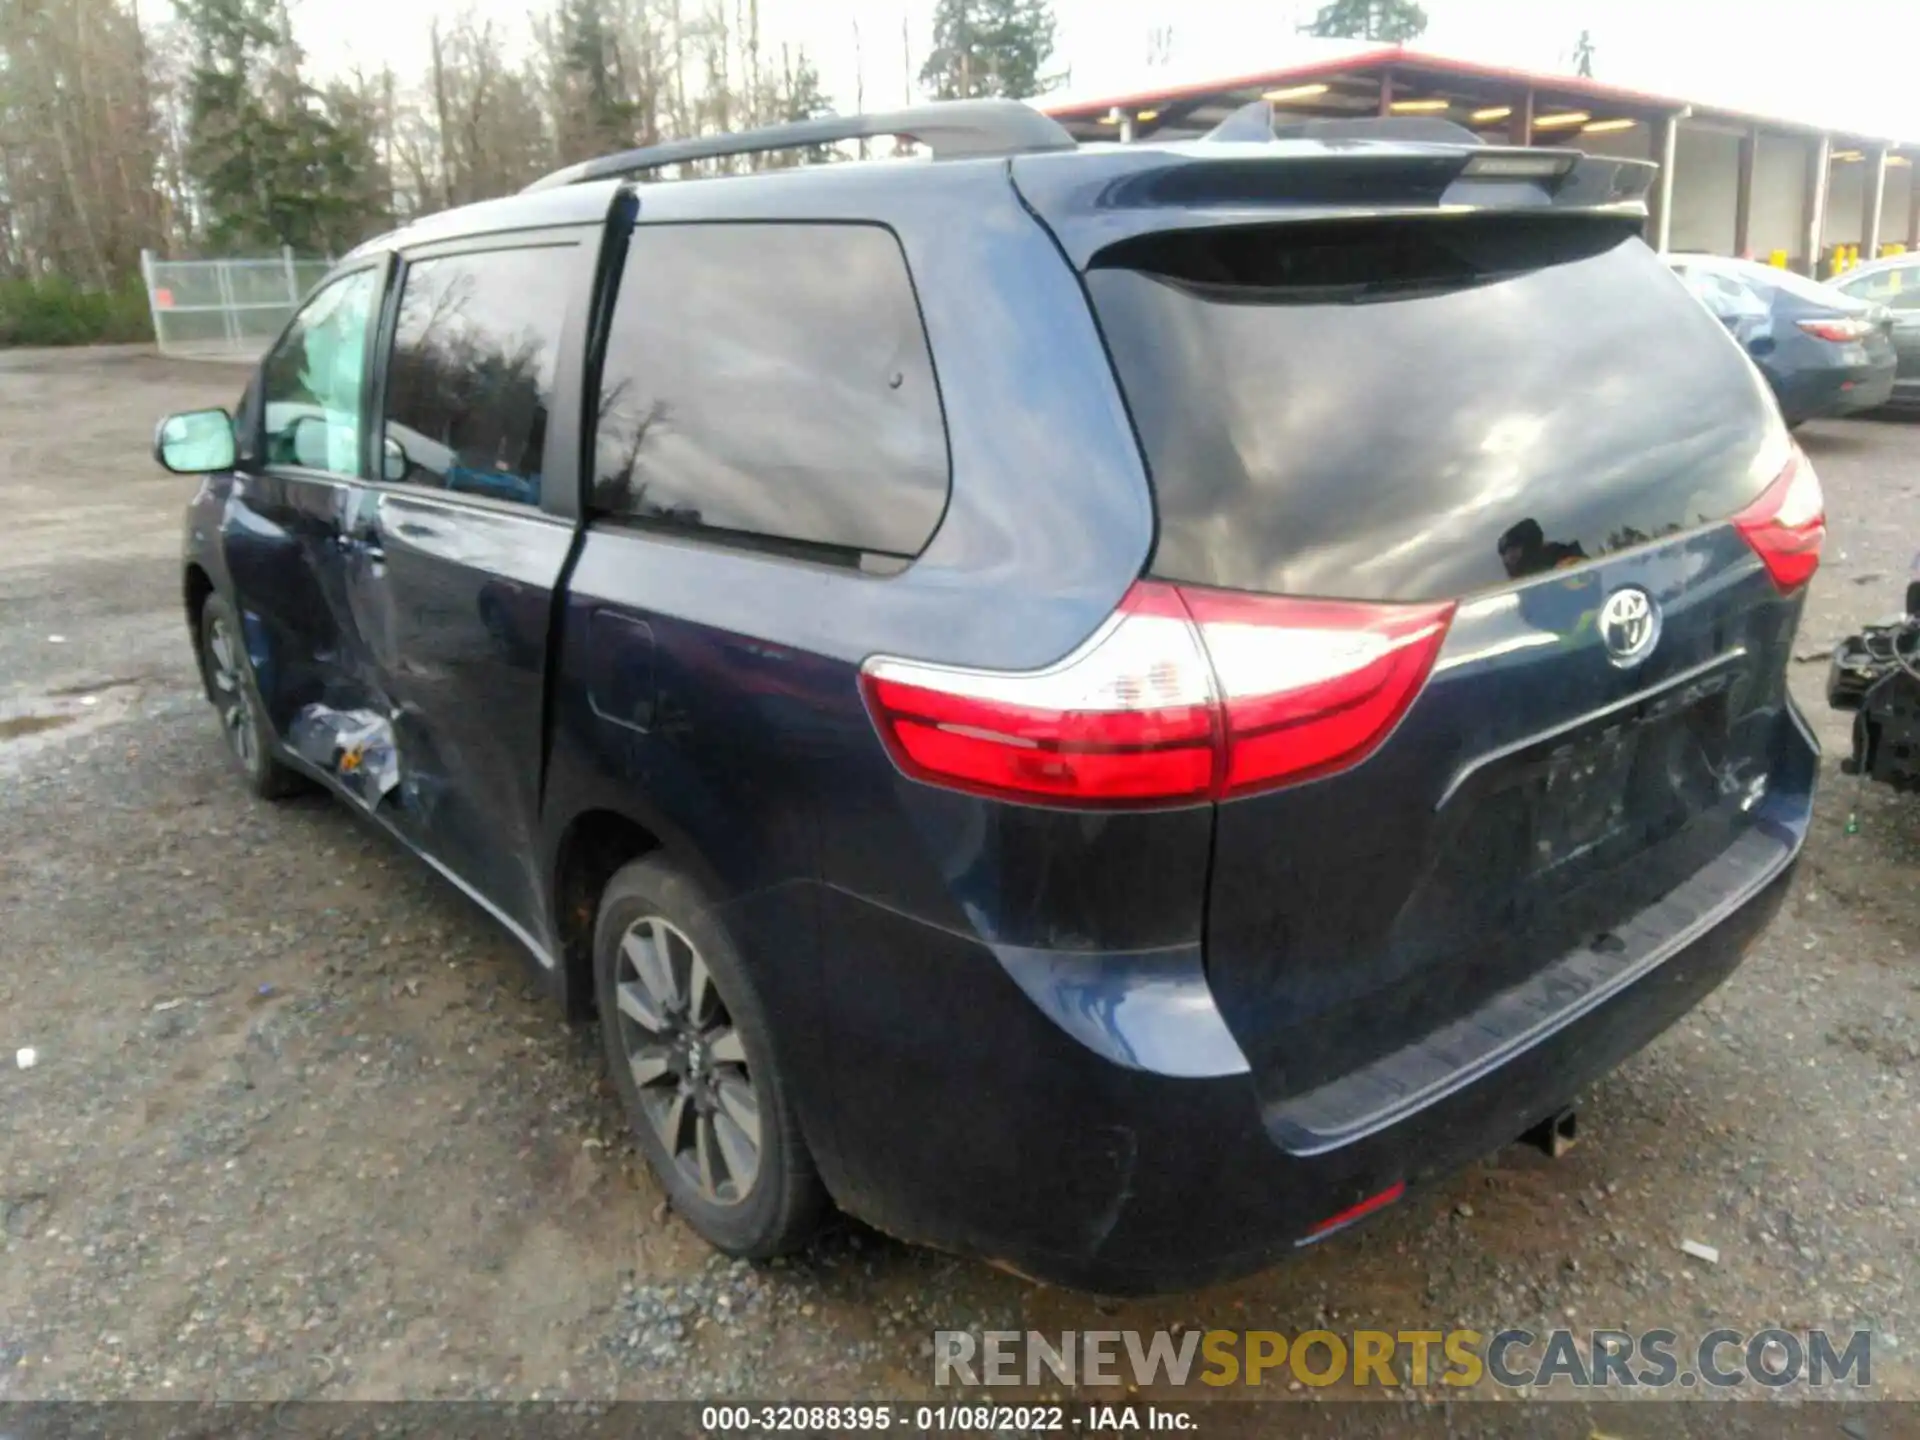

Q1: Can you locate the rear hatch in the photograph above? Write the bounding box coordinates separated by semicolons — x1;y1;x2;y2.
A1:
1015;146;1818;1146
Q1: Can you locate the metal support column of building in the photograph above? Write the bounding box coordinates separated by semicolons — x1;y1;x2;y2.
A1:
1377;69;1394;117
1508;89;1533;147
1734;128;1758;258
1863;144;1888;258
1908;159;1920;247
1803;133;1832;276
1648;110;1685;253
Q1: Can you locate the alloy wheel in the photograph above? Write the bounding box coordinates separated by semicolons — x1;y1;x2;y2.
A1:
206;615;257;771
613;914;762;1206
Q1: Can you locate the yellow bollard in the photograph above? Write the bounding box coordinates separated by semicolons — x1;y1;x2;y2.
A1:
1769;249;1789;268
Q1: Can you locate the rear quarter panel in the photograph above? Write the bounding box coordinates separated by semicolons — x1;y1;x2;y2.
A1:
544;160;1163;1194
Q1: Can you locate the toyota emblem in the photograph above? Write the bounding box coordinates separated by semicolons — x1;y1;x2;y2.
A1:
1599;587;1660;667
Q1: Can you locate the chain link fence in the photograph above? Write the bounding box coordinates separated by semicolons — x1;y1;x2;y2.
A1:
140;247;334;361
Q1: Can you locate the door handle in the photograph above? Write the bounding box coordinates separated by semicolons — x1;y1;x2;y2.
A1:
335;529;385;562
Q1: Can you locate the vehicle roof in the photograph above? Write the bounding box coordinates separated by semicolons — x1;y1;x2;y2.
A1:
345;147;1042;259
344;179;626;260
1669;253;1812;283
1670;253;1866;308
1835;252;1920;279
343;127;1637;264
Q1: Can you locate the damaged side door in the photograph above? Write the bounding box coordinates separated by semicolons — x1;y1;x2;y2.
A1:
327;229;595;954
224;262;392;753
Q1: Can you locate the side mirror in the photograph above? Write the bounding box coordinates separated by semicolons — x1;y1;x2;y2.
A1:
154;409;236;474
381;433;409;483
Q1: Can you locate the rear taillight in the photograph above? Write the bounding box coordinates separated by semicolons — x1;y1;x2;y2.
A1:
860;582;1454;807
1796;317;1872;343
1178;589;1456;796
859;584;1219;805
1733;446;1825;591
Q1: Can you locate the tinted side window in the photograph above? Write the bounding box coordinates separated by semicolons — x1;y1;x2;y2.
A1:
592;223;948;558
261;269;380;476
382;245;572;507
1841;263;1920;310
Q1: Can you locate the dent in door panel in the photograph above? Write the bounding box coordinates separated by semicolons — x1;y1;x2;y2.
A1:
351;488;573;940
221;477;364;729
288;703;401;807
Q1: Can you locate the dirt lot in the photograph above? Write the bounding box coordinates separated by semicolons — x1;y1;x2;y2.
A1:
1;347;1916;1408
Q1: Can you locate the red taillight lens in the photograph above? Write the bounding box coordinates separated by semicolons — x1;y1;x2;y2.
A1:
861;582;1220;805
1178;589;1456;796
1733;447;1825;591
1796;317;1872;344
860;582;1455;807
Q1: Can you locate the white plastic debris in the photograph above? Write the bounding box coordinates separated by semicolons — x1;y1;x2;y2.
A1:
152;999;184;1013
79;695;98;707
47;634;65;643
15;1047;37;1070
1679;1239;1720;1265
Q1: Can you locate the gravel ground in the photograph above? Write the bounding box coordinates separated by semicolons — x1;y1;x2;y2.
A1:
0;347;1915;1409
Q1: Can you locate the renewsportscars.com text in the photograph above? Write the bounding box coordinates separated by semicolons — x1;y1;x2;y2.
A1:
933;1328;1873;1390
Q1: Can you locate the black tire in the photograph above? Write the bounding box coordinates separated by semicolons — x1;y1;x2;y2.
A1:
197;593;304;800
594;854;828;1257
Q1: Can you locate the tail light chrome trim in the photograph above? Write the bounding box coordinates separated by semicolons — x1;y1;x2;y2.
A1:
861;581;1456;807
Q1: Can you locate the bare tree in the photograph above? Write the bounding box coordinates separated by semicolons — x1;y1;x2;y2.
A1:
0;0;856;320
426;14;550;205
0;0;166;282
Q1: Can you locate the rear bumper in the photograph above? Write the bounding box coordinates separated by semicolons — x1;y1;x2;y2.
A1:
816;797;1808;1294
1775;356;1898;421
1881;376;1920;412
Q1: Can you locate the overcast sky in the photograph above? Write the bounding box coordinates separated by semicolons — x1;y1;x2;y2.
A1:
295;0;1920;144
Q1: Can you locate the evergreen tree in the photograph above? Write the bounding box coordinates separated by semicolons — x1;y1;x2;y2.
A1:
174;0;384;253
557;0;638;159
918;0;1056;101
1299;0;1428;43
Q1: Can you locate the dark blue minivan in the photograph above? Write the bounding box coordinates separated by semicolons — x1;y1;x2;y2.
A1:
155;101;1824;1293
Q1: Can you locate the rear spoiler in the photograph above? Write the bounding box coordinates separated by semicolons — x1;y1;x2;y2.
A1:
1013;106;1657;269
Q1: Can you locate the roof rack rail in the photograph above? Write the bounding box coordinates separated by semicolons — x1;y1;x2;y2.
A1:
1204;101;1486;147
523;98;1076;192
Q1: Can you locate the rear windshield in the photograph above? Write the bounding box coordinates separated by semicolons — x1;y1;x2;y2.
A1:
1087;217;1779;602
